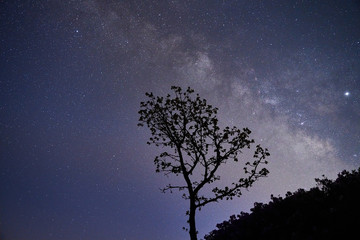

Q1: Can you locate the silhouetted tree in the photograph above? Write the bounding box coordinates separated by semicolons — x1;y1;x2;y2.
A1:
138;86;270;240
204;168;360;240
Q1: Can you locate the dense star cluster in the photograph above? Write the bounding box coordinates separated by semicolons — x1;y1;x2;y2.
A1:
1;1;359;240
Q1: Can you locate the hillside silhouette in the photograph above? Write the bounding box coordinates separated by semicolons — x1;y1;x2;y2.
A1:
205;168;360;240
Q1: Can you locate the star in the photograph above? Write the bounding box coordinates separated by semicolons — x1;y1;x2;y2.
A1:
2;1;360;240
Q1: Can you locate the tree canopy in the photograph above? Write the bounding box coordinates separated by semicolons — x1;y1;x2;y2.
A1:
138;86;270;240
205;168;360;240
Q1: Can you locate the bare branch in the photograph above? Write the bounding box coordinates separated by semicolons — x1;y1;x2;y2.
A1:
161;184;189;193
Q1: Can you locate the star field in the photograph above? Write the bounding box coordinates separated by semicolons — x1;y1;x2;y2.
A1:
1;1;360;240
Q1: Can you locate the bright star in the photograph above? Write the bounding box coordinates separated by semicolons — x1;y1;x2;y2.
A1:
344;91;350;96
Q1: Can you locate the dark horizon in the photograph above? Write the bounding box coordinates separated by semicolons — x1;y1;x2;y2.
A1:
1;1;360;239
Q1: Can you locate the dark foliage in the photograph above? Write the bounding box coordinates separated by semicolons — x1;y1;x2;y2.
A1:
205;168;360;240
138;86;270;240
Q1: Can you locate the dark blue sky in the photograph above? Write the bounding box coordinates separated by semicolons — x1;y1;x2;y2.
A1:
1;1;360;239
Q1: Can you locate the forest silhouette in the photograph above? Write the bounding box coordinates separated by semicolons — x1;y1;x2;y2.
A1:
205;167;360;240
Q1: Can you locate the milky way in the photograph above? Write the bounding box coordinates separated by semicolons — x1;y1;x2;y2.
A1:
1;1;360;240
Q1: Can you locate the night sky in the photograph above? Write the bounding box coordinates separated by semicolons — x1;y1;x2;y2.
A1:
1;1;360;239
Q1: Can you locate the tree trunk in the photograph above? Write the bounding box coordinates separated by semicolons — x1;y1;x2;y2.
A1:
189;198;197;240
